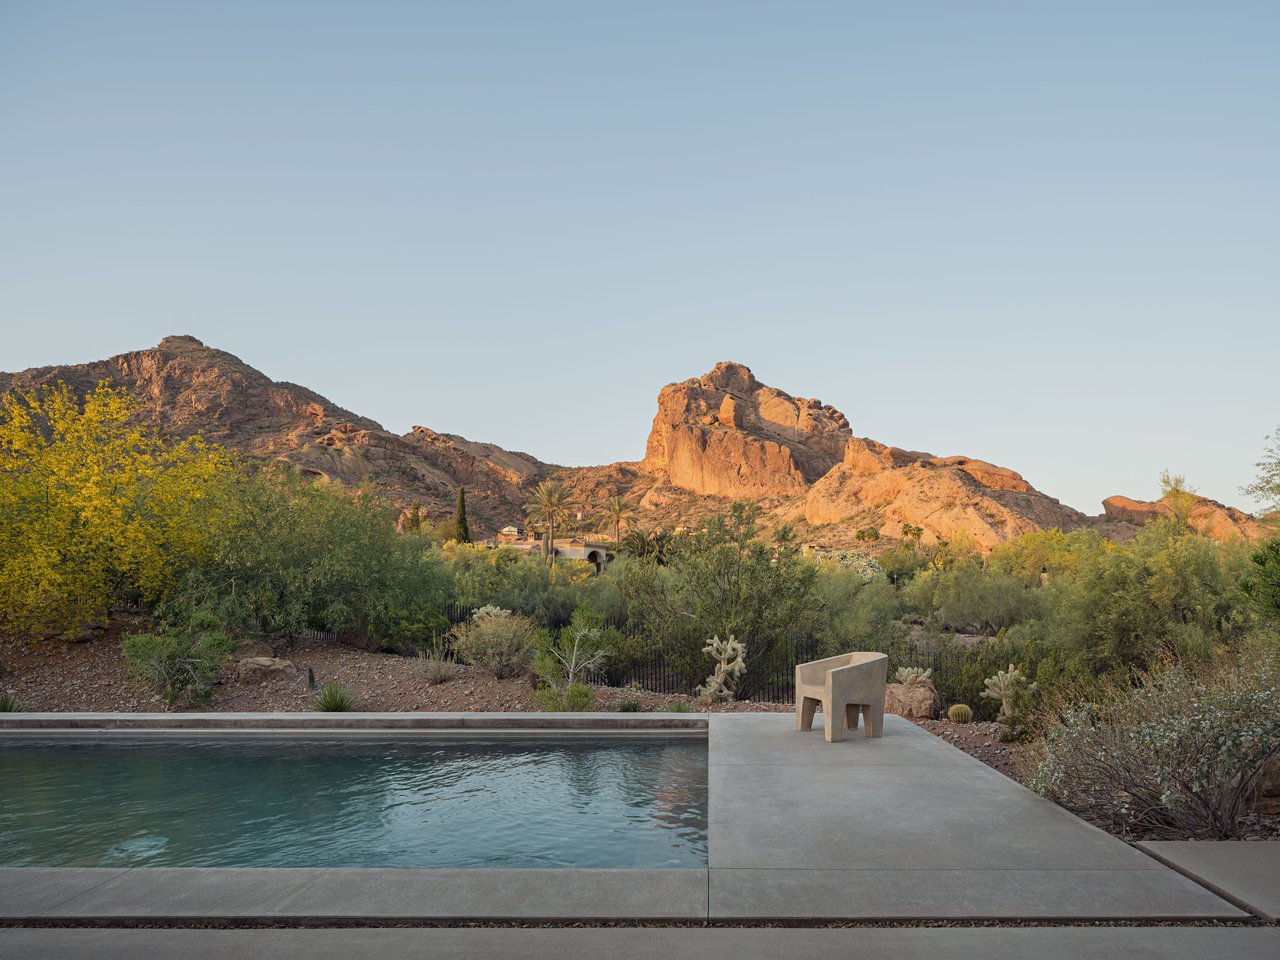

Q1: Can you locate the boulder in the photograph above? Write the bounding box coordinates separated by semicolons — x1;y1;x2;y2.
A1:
235;639;275;659
235;657;296;684
1252;754;1280;815
885;676;941;719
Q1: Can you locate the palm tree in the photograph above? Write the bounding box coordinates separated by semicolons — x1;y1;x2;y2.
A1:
602;495;635;546
525;478;573;566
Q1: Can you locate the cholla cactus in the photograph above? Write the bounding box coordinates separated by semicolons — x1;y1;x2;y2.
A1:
470;605;511;621
894;666;933;684
980;664;1037;719
697;635;747;702
947;703;973;724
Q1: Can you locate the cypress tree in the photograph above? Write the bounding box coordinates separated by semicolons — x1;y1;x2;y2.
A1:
454;486;472;543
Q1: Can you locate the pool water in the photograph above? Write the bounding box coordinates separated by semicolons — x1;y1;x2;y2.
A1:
0;736;708;868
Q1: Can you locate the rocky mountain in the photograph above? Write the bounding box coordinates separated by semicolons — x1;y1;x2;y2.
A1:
0;336;551;531
0;340;1267;547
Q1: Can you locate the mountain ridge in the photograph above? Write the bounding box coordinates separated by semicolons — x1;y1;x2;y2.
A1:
0;336;1266;547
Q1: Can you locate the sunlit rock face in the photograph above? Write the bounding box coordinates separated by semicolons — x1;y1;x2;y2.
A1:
805;437;1084;550
641;361;852;497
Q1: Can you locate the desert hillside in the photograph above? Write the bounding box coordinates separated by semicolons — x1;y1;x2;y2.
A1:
0;339;1265;546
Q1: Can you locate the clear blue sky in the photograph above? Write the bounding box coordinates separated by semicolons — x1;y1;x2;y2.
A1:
1;1;1276;514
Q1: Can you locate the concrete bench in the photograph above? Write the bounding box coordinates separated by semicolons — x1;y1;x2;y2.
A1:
795;652;888;742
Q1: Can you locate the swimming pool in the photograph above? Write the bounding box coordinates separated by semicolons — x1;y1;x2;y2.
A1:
0;735;708;869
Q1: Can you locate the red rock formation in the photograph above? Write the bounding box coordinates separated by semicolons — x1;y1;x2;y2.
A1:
1102;493;1266;541
641;361;851;497
806;437;1083;550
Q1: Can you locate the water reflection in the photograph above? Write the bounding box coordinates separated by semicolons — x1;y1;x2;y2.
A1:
0;737;708;868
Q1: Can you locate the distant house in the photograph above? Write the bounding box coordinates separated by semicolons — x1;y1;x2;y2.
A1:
480;528;614;572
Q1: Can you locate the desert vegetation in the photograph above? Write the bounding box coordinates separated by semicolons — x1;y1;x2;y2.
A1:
3;383;1279;833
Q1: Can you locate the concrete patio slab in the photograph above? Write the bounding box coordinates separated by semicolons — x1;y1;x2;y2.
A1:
705;714;1245;919
3;926;1279;960
1137;841;1280;921
26;868;707;920
0;868;130;918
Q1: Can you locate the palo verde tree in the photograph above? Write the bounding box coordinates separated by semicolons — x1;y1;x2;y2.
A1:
0;382;234;634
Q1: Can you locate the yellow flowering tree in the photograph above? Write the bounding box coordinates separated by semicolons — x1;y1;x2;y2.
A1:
0;382;234;635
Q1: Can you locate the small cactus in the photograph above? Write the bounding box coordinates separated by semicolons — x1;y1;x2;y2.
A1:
894;666;933;684
947;703;973;724
980;664;1037;719
697;635;747;702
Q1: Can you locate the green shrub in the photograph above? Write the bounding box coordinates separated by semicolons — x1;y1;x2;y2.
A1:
617;699;643;712
1029;657;1280;839
121;614;235;709
0;692;23;712
665;702;693;713
449;607;538;678
535;682;595;712
313;683;356;712
947;703;972;724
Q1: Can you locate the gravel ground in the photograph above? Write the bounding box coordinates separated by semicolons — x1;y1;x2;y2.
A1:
0;631;788;715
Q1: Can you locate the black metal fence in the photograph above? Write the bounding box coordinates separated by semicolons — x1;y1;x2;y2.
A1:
299;604;965;706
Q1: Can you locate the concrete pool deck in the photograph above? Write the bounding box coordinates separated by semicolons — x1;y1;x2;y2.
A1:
4;928;1280;960
0;711;1250;923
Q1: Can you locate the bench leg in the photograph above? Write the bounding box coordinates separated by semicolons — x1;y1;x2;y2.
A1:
845;702;861;732
863;701;885;738
823;701;845;742
796;696;819;732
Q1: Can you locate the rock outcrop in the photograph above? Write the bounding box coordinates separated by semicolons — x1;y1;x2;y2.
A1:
1102;493;1267;541
806;436;1084;549
641;361;852;497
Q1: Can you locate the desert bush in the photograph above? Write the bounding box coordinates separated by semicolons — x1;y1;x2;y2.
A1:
815;570;903;655
535;682;595;711
313;683;356;711
620;504;820;699
534;623;610;689
418;638;455;685
664;702;692;713
0;692;23;712
1029;656;1280;839
172;467;451;648
617;699;643;712
449;607;538;678
121;613;235;709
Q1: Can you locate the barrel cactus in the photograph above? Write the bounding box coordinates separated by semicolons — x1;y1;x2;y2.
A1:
947;703;973;724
